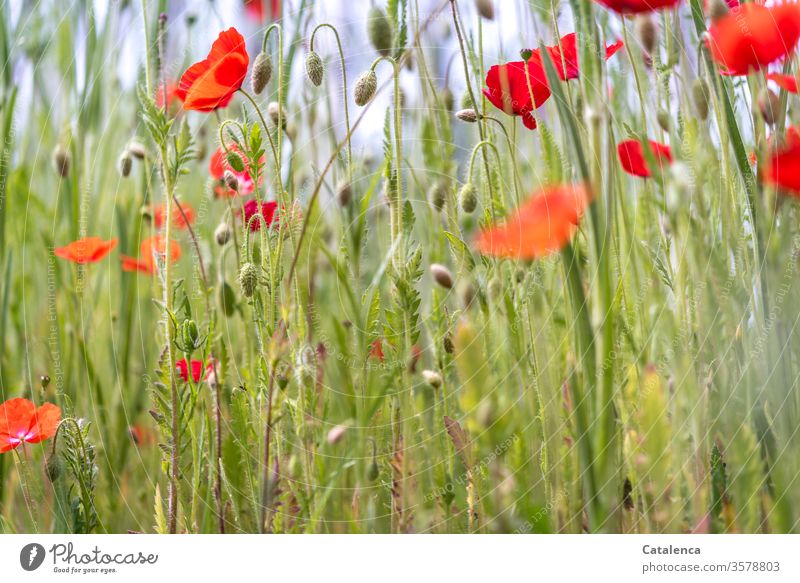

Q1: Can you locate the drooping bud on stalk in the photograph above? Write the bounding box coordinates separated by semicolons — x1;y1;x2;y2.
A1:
430;263;454;289
459;182;477;213
128;140;146;159
335;180;352;206
367;7;393;57
656;109;671;132
53;145;70;178
251;51;272;95
238;262;259;298
46;453;63;482
422;369;443;389
354;70;378;106
692;79;710;121
458;279;477;310
441;88;455;112
456;108;479;123
305;51;325;87
758;88;781;126
223;170;239;192
429;180;448;211
118;151;133;177
634;14;657;55
267;101;286;129
219;280;237;317
215;222;232;246
475;0;495;19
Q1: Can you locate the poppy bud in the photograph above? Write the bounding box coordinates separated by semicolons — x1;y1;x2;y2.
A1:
40;374;51;389
336;180;352;207
251;51;273;95
429;180;448;211
758;88;781;126
128;141;146;159
707;0;729;22
459;182;477;213
460;91;473;110
277;374;289;390
442;88;455;112
475;0;495;19
305;51;325;87
239;262;259;298
519;48;533;62
46;453;63;482
456;108;479;123
656;108;671;132
53;145;70;178
226;150;245;173
692;79;710;121
366;459;379;482
215;222;232;246
223;169;239;192
430;263;454;289
219;281;237;317
182;319;201;351
354;70;378;106
635;14;657;55
367;7;393;57
459;279;477;310
119;151;133;177
268;101;286;129
422;369;443;389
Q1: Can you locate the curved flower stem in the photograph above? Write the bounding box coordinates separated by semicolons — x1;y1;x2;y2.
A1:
483;116;523;206
261;24;284;180
311;23;353;178
232;93;281;185
466;140;505;218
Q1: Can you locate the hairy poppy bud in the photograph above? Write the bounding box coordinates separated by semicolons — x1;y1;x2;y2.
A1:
758;88;781;126
429;180;448;211
354;70;378;106
215;222;232;246
656;108;671;132
46;453;63;482
422;369;443;389
456;108;479;123
461;91;473;110
459;182;477;213
367;7;393;57
692;79;710;121
430;263;454;289
219;281;237;317
441;88;455;112
239;262;259;298
366;458;379;482
305;51;325;87
223;170;239;192
635;14;657;55
336;180;352;207
459;279;477;310
128;141;146;159
53;145;70;178
475;0;495;19
251;51;272;95
226;149;245;173
707;0;729;22
119;151;133;177
268;101;286;129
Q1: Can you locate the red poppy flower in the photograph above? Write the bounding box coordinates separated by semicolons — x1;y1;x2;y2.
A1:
209;145;259;197
767;72;799;94
708;3;800;76
55;237;117;264
177;28;249;112
475;184;590;260
121;236;182;275
483;59;551;130
241;200;278;231
244;0;281;20
155;81;183;112
538;33;624;81
766;126;800;193
0;398;61;453
176;359;205;383
617;139;673;178
592;0;681;14
152;203;195;229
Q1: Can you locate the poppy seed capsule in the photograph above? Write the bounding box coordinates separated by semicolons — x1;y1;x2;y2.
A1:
239;262;259;298
692;79;710;121
758;88;781;126
367;7;393;57
635;14;657;55
430;263;454;289
223;170;239;192
456;108;479;123
354;70;378;106
459;182;477;213
475;0;495;19
251;51;272;95
305;51;325;87
214;222;232;246
118;151;133;177
53;145;70;178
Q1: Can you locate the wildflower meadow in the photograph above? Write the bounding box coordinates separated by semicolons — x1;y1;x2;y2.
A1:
1;0;800;536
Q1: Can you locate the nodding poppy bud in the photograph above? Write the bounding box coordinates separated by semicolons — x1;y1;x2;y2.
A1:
223;170;239;192
459;182;477;213
40;374;51;389
226;149;245;173
461;91;474;110
336;180;352;206
429;180;448;211
441;88;455;112
182;319;201;351
305;51;325;87
128;141;146;159
422;369;443;389
456;108;479;123
251;51;273;95
758;88;781;126
692;79;710;121
119;151;133;177
46;453;63;482
268;101;286;129
354;70;378;106
215;222;232;246
238;262;259;298
53;145;70;178
219;280;237;317
277;374;289;390
657;109;671;132
519;48;533;62
430;263;454;289
475;0;495;20
707;0;729;22
635;14;657;55
458;279;477;310
367;458;379;481
367;7;393;57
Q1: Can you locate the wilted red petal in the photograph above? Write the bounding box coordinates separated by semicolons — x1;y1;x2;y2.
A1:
592;0;681;14
475;184;590;260
55;237;117;264
179;28;249;112
617;139;673;178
